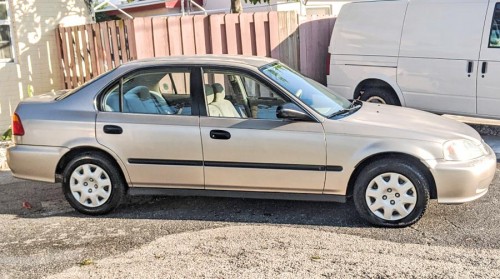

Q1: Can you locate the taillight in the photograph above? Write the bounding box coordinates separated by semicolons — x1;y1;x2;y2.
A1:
326;54;331;76
12;113;25;136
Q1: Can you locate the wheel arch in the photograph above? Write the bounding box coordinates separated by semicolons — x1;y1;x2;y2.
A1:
353;78;406;106
55;146;130;188
346;152;437;200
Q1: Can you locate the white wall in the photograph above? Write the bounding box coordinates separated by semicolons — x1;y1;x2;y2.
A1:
0;0;90;132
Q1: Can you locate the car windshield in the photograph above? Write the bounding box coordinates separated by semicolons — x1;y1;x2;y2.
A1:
260;62;352;117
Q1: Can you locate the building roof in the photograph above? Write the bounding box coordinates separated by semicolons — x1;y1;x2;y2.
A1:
96;0;166;13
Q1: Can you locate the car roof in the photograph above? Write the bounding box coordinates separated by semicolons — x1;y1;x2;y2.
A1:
123;55;278;69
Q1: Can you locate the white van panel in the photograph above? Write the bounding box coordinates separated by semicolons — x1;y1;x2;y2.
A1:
328;64;399;101
331;54;398;67
477;1;500;117
329;0;408;56
398;0;489;115
398;57;477;114
399;0;489;60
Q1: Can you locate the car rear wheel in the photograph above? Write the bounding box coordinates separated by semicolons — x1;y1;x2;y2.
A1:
62;152;125;215
353;158;430;227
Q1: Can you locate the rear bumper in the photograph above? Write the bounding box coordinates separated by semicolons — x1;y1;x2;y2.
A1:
6;145;68;183
428;148;497;204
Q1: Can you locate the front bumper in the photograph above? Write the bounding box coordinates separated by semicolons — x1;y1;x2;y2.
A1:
6;145;69;183
428;146;497;204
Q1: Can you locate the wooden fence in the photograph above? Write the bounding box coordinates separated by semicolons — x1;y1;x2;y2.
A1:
56;11;335;89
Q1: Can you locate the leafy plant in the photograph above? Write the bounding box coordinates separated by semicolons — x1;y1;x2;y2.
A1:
245;0;270;4
231;0;270;13
78;258;94;266
1;127;12;141
27;85;34;98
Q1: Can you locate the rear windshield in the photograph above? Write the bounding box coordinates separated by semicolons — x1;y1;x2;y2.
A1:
56;69;115;100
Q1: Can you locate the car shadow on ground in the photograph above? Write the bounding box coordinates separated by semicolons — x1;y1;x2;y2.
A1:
4;169;500;250
0;170;370;227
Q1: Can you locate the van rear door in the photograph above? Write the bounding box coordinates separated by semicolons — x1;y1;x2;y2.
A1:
477;1;500;117
397;0;489;115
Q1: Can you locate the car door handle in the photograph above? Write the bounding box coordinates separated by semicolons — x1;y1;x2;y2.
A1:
103;125;123;135
210;130;231;140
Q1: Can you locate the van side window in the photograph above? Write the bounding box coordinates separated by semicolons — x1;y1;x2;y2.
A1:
489;3;500;48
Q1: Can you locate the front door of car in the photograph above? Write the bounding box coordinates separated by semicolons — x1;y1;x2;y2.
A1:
96;67;205;189
199;68;326;193
477;1;500;117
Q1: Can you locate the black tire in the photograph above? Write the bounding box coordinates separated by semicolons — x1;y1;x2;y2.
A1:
353;158;430;228
360;87;400;106
62;152;126;215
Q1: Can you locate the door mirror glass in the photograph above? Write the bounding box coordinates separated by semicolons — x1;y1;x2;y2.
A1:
276;103;313;121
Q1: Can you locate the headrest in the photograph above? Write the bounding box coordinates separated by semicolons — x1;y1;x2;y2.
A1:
205;84;214;104
212;83;225;101
128;86;151;100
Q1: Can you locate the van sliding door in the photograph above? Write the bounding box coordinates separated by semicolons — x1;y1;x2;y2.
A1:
477;1;500;117
397;0;489;115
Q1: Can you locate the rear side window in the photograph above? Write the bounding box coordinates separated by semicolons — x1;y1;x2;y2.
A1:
101;69;193;115
489;3;500;48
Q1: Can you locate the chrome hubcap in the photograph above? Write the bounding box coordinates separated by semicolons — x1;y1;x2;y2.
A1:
365;96;386;104
365;173;417;221
70;164;112;208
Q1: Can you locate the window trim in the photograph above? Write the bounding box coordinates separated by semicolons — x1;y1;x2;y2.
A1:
0;0;14;63
488;2;500;49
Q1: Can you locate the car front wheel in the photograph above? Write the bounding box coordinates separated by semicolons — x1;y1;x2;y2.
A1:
62;152;125;215
353;158;430;227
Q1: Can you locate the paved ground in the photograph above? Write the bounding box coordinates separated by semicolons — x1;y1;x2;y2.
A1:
1;163;499;278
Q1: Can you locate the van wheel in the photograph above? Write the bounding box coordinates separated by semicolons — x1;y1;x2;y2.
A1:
353;158;429;227
360;87;400;105
62;152;125;215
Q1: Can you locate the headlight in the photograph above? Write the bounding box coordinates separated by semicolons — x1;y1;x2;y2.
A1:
443;139;488;161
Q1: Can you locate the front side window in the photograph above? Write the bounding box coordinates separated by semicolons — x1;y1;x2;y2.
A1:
489;3;500;48
102;69;193;115
202;69;289;120
0;0;13;62
260;62;351;117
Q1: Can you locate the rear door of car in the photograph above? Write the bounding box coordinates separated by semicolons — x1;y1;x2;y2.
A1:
95;66;205;189
198;66;327;194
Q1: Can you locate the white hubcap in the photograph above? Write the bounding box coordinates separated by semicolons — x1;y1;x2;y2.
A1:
70;164;112;208
366;96;386;104
365;173;417;221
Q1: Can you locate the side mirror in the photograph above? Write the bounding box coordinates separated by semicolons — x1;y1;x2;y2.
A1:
276;103;313;121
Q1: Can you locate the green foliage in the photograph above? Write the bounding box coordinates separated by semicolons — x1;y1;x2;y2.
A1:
27;85;34;98
245;0;270;3
95;13;121;23
2;127;12;141
78;258;94;266
232;0;270;13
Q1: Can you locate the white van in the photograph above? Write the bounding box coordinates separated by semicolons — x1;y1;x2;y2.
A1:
327;0;500;118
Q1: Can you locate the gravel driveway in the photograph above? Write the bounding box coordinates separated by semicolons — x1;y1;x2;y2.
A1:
1;164;499;278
